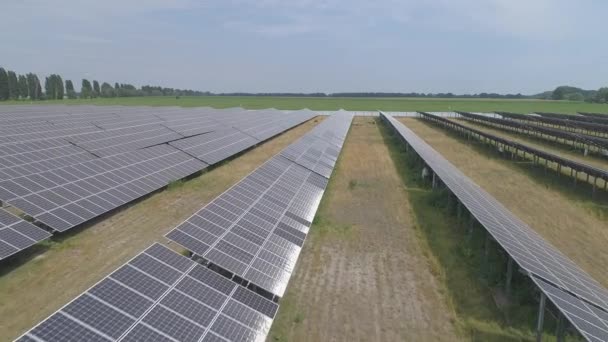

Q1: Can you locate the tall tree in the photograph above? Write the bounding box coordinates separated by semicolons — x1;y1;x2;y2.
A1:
100;82;115;98
45;76;52;98
26;73;41;100
595;88;608;103
0;68;8;100
45;74;63;99
92;80;100;98
18;75;28;99
55;75;64;99
7;71;18;99
81;79;92;99
65;79;76;99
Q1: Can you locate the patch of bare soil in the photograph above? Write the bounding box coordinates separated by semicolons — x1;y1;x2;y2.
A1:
270;117;460;342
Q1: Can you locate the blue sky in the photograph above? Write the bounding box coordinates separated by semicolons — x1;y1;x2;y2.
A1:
2;0;608;94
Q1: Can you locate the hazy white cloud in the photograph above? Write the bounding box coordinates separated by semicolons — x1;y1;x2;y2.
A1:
1;0;607;94
59;34;112;44
222;0;589;40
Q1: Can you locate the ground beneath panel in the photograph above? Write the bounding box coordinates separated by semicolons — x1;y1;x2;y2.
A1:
270;117;460;341
0;117;323;341
400;117;608;289
453;118;608;173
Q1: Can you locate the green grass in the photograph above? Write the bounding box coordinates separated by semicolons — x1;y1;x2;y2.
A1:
166;179;185;191
378;119;583;342
2;96;608;113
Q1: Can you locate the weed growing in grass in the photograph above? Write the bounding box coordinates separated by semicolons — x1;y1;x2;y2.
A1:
348;179;358;189
167;179;185;190
293;312;305;324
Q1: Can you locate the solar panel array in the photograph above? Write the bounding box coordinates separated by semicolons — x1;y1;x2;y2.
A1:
493;112;608;149
166;111;354;297
536;112;608;126
425;112;608;185
16;111;353;342
0;208;51;259
0;106;317;259
381;112;608;341
17;243;280;342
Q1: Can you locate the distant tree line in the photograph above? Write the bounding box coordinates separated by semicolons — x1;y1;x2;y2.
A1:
542;86;608;103
0;66;208;101
2;65;608;103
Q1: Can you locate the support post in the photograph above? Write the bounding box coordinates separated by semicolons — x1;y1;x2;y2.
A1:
457;201;462;221
447;192;452;212
432;172;437;189
536;292;547;342
505;257;514;298
484;233;491;263
468;214;474;241
556;313;565;342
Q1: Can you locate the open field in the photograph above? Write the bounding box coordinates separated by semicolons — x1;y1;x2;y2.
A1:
270;117;460;341
0;118;322;341
400;118;608;289
3;96;608;113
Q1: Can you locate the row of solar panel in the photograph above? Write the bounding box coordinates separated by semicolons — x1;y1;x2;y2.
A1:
0;208;52;259
381;112;608;341
16;111;354;342
17;243;280;342
166;112;354;297
0;106;317;260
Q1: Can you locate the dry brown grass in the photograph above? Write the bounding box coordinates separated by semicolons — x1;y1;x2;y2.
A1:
453;119;608;170
400;117;608;289
270;117;460;342
0;118;322;341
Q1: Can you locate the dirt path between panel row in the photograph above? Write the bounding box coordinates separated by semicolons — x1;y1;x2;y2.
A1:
0;118;322;341
270;117;460;342
400;117;608;289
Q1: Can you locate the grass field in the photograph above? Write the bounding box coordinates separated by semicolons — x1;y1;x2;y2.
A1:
2;96;608;113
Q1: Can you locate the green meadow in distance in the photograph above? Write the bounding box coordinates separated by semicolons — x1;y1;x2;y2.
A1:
2;96;608;114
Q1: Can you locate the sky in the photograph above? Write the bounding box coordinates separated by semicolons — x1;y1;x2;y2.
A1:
2;0;608;94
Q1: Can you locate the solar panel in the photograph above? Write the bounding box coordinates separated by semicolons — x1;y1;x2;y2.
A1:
532;277;608;341
0;106;319;258
381;112;608;340
1;145;207;232
17;243;279;342
170;128;259;165
67;124;184;157
0;208;51;260
166;112;353;296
